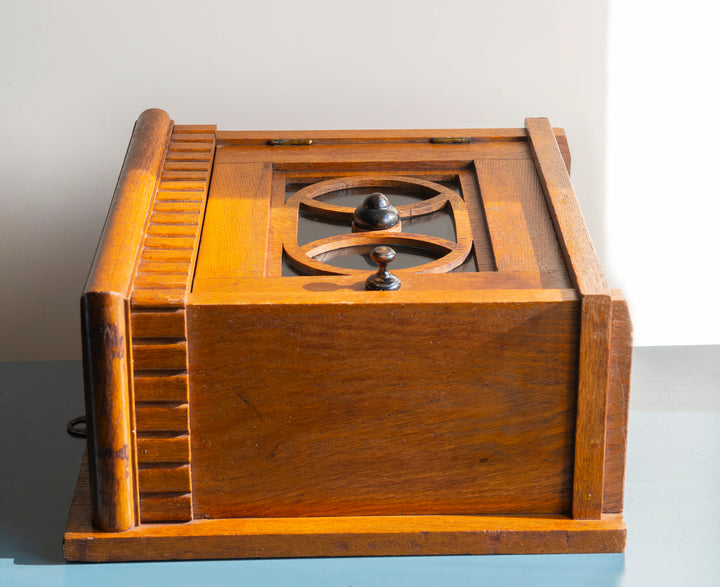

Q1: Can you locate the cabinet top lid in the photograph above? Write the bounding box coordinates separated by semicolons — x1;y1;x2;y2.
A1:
85;111;606;308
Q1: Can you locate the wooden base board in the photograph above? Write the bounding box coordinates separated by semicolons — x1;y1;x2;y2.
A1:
64;454;625;561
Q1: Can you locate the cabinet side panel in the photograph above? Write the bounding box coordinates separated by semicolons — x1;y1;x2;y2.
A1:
187;300;580;519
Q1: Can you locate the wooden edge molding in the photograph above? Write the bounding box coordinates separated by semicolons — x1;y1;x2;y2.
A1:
525;117;607;297
81;291;135;532
128;123;217;522
187;285;576;307
525;117;612;520
554;129;572;174
65;453;626;561
603;290;633;512
573;293;612;519
84;108;173;296
81;109;173;532
215;127;571;146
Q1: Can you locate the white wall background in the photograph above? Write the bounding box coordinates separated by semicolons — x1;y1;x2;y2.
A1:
607;0;720;346
4;0;689;362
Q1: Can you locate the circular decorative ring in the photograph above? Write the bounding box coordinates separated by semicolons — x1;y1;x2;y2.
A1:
283;176;473;276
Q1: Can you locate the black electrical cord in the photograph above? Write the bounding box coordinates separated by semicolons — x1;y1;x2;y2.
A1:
66;415;87;439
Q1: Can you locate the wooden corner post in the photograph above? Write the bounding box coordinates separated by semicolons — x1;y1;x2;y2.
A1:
81;109;172;531
525;117;611;520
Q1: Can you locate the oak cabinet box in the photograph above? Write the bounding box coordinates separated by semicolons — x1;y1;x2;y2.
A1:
64;109;632;561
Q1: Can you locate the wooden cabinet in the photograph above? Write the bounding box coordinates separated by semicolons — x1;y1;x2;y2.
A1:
64;109;631;561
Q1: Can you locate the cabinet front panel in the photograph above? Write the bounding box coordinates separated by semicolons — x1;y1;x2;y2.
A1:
187;301;579;518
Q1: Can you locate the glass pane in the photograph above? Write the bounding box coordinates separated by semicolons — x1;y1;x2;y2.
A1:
316;244;440;271
297;212;349;246
283;175;476;276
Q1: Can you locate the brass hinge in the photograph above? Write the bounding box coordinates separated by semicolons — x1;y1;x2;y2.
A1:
267;138;313;146
429;137;472;144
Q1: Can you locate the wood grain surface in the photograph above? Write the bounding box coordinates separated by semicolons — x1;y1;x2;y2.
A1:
573;294;612;519
603;291;633;512
81;292;136;532
192;163;272;281
74;112;630;560
187;299;580;518
81;108;172;532
65;453;626;561
84;109;172;296
474;160;539;272
216;127;567;146
128;122;216;523
525;118;607;296
214;142;531;168
525;117;612;520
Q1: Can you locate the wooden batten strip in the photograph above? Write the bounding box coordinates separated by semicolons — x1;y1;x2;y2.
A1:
149;212;202;225
162;161;212;171
172;124;217;133
511;158;570;275
144;236;197;249
139;493;192;522
132;341;187;371
128;125;214;524
152;201;204;212
136;404;189;432
137;437;190;464
137;261;193;275
603;291;633;513
132;289;186;308
165;152;213;162
157;180;209;191
133;274;190;289
149;208;203;216
171;133;215;142
131;309;186;339
554;130;572;174
573;294;612;519
155;190;206;200
135;262;189;282
141;249;194;263
215;127;563;143
160;171;209;181
474;159;539;273
456;171;496;272
134;373;188;402
167;144;213;154
146;224;199;237
193;162;272;281
525;117;610;521
525;118;607;295
138;465;191;493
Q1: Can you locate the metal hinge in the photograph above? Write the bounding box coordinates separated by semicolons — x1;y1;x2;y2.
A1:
267;138;313;146
429;137;472;144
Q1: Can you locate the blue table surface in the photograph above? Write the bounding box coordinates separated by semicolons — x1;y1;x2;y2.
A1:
1;347;718;586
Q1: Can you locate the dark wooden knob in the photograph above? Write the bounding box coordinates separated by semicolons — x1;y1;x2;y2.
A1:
352;193;400;231
365;246;401;291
